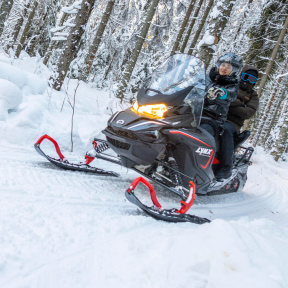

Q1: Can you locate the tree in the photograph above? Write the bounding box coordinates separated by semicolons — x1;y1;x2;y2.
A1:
50;0;96;91
3;1;30;52
116;0;160;99
43;8;71;65
15;0;39;58
257;14;288;98
170;0;197;55
180;0;205;53
270;100;288;161
0;0;14;36
187;0;214;55
244;0;288;74
80;0;115;81
198;0;236;66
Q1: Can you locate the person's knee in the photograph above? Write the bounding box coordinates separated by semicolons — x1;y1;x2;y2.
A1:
223;123;236;137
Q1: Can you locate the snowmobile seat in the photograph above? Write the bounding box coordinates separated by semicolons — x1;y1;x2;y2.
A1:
234;130;250;150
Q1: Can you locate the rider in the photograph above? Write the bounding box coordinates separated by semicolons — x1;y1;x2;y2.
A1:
215;65;259;179
200;53;243;139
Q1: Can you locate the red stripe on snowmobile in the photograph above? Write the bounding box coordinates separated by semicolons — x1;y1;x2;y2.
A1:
201;150;214;169
127;177;162;209
35;134;65;161
169;131;211;147
177;181;196;214
212;157;220;164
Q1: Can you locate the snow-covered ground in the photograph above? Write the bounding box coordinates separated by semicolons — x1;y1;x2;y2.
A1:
0;53;288;288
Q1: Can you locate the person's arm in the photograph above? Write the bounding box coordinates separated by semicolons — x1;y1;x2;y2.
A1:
229;95;259;119
229;98;245;107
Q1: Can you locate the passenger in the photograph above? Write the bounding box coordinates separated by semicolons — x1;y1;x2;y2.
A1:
200;53;243;139
215;65;259;179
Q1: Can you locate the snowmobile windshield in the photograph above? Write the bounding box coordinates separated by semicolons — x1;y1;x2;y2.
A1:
144;54;206;126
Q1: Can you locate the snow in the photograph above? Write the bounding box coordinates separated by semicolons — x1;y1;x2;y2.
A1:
0;53;288;288
197;31;215;49
0;79;23;121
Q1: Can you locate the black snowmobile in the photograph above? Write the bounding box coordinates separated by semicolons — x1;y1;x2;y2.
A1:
35;54;253;224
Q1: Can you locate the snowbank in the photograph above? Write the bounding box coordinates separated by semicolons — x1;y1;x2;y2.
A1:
0;61;47;95
0;79;23;121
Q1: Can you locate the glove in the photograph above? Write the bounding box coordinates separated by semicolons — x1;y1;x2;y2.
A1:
206;87;225;100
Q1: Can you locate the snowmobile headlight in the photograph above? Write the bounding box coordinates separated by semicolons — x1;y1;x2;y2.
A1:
132;101;168;118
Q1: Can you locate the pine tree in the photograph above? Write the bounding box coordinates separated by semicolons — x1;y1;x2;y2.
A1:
15;0;39;58
198;0;236;66
116;0;160;99
50;0;96;91
187;0;214;55
245;0;288;76
0;0;14;36
170;0;197;55
180;0;205;53
80;0;115;81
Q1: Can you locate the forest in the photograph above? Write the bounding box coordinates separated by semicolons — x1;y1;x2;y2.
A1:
0;0;287;161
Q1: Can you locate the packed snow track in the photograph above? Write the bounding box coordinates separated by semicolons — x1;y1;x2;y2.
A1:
1;144;288;288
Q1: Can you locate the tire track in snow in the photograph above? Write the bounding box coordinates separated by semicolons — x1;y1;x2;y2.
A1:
1;144;287;223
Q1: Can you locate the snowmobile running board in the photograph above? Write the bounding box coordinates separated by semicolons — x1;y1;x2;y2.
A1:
34;135;119;177
126;177;210;224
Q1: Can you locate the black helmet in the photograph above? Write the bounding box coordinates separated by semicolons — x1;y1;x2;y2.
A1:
216;53;243;76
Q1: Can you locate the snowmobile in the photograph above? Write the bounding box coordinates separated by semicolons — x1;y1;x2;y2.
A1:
35;54;253;224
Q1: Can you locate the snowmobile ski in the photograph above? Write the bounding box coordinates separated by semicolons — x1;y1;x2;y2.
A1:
125;177;211;224
34;135;119;177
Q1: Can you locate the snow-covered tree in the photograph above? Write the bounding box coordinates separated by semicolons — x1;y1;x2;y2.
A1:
50;0;96;90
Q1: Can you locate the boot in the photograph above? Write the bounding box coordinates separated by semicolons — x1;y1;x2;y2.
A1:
214;165;232;179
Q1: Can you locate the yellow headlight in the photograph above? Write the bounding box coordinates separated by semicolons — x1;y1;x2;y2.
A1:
132;101;168;118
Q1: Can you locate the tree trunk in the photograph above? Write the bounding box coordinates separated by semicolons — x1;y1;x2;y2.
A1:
117;0;160;99
198;0;235;66
170;0;196;56
43;12;69;66
180;0;204;53
51;0;96;91
80;0;115;81
233;0;254;41
253;62;287;146
257;15;288;99
15;0;38;58
0;0;14;36
265;88;287;150
187;0;214;55
5;2;30;51
270;103;288;161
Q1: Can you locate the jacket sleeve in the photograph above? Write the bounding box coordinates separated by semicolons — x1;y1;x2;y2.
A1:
214;83;239;106
229;93;259;119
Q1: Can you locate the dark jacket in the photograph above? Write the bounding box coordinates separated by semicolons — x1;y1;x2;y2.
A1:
203;67;239;124
227;65;259;131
